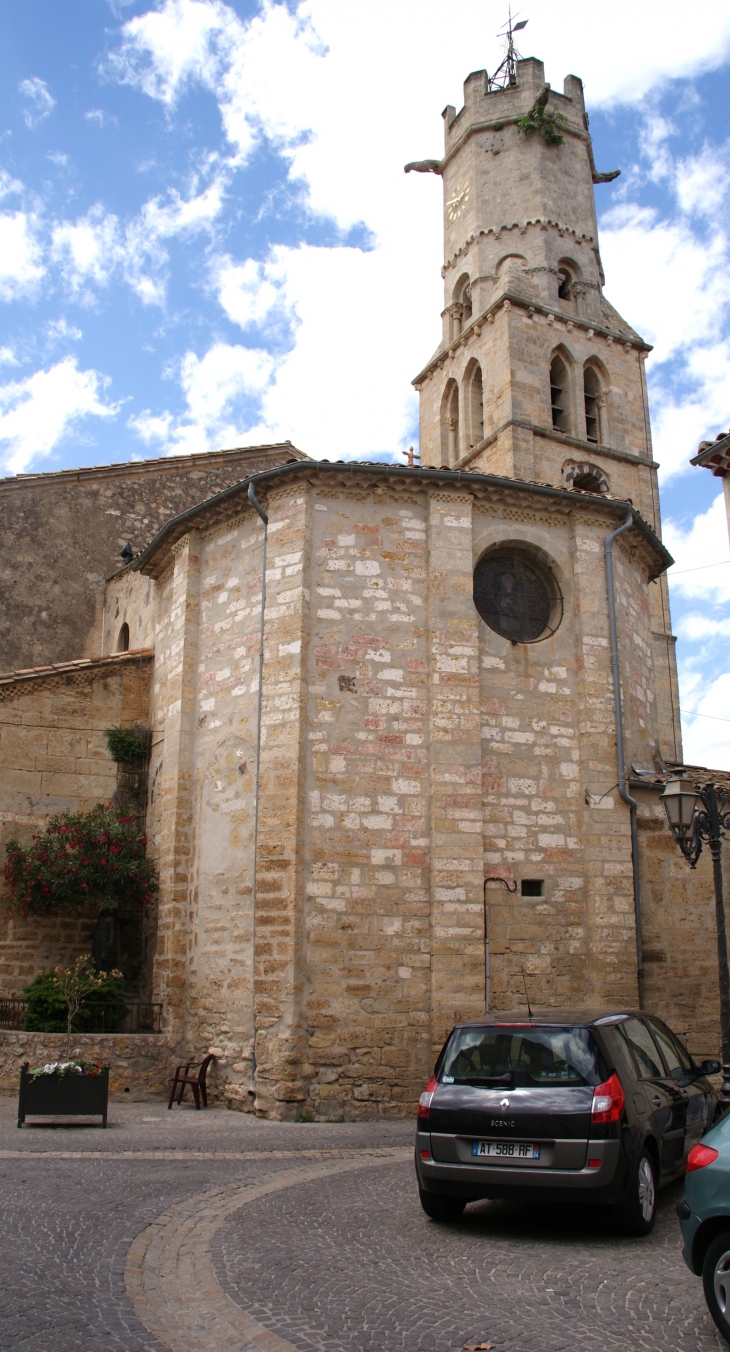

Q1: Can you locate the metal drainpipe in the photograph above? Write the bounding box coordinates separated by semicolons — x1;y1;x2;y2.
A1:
604;511;644;1004
247;482;269;1092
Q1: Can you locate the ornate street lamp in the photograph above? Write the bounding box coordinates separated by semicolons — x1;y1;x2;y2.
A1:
661;776;730;1105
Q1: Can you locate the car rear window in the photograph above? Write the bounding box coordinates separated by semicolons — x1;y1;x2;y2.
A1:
440;1025;607;1088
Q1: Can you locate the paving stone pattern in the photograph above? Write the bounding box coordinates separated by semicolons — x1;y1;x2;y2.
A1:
216;1166;726;1352
0;1100;725;1351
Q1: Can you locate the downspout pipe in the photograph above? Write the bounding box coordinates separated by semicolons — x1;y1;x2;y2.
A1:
604;511;644;1003
247;482;269;1093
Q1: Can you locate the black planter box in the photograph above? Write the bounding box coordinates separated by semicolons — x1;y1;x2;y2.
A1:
17;1062;109;1127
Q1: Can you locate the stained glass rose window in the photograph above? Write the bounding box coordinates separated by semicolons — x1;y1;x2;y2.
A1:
473;551;560;643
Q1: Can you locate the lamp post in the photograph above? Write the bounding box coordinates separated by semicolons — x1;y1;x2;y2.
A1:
660;777;730;1105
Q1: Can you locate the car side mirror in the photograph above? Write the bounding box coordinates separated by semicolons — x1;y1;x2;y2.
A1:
698;1059;722;1077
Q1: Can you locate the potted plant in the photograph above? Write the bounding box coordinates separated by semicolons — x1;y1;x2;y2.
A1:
16;957;120;1127
18;1058;110;1128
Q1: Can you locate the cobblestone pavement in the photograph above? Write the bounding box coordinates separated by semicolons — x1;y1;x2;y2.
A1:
0;1096;725;1351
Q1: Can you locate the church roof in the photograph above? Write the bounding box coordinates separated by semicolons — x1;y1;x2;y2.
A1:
128;459;674;581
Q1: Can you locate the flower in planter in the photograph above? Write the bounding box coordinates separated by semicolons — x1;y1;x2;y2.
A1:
28;1059;106;1081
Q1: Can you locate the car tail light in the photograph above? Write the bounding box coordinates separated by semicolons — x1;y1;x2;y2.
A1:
686;1144;719;1173
591;1072;625;1124
418;1075;438;1121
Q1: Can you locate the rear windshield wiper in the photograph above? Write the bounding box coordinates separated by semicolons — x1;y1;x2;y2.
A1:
451;1072;513;1086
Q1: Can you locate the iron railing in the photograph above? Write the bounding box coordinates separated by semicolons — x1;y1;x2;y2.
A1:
0;999;163;1034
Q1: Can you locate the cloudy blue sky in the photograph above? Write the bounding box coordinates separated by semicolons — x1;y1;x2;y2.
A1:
1;0;730;765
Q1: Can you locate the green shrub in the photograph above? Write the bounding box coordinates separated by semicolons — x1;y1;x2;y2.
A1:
105;725;151;764
516;104;568;147
22;968;126;1034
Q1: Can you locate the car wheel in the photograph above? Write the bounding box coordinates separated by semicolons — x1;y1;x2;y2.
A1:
702;1230;730;1344
614;1150;657;1236
418;1189;466;1222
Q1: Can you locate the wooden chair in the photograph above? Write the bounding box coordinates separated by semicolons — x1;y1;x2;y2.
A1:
168;1053;215;1110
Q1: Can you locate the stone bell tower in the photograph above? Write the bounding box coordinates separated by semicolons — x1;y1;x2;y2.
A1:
410;56;682;766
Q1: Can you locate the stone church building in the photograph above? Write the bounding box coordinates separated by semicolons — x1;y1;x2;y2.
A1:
0;56;724;1116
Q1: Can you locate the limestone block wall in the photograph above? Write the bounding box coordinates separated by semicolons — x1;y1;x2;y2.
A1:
0;651;152;993
636;786;730;1058
0;441;306;672
0;1031;174;1100
418;304;652;476
110;463;699;1119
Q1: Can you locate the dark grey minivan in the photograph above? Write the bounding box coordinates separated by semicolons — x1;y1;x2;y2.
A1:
416;1010;720;1235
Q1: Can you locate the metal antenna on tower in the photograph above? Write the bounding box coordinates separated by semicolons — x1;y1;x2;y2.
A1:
487;7;528;91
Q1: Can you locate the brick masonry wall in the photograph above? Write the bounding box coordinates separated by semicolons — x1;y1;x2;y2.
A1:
0;442;306;672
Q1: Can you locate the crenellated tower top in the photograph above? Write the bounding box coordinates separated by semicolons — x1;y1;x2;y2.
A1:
439;58;614;321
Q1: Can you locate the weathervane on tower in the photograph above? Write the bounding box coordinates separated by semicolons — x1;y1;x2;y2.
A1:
486;7;528;91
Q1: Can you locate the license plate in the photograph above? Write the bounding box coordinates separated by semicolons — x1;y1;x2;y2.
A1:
471;1140;541;1160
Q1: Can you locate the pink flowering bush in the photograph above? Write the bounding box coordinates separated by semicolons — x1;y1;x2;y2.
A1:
4;804;157;917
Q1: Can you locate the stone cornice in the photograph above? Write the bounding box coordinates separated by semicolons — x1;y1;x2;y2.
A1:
451;417;657;475
442;218;596;276
130;460;672;582
411;291;650;389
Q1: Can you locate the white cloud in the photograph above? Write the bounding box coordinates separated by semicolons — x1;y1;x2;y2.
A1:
0;358;118;474
50;179;227;304
129;341;274;456
51;205;122;294
19;77;55;129
212;255;284;330
676;613;730;641
0;348;18;366
678;671;730;770
107;0;730;463
0;211;45;299
85;109;118;128
665;493;730;604
47;318;83;343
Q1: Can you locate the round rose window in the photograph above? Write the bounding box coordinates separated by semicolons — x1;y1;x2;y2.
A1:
473;550;561;643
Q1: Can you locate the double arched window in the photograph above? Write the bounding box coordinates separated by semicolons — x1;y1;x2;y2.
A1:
440;361;484;466
549;352;608;445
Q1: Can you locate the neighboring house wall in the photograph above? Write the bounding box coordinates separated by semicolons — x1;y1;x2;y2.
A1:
0;442;307;672
0;650;152;994
637;781;730;1059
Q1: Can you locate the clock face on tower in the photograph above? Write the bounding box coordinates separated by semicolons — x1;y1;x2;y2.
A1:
446;182;470;221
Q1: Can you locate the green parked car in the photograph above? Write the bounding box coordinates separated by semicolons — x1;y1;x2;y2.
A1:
679;1106;730;1343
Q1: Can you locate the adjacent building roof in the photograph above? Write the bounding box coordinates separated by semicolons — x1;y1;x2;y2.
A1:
0;441;308;491
0;648;153;689
690;431;730;477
